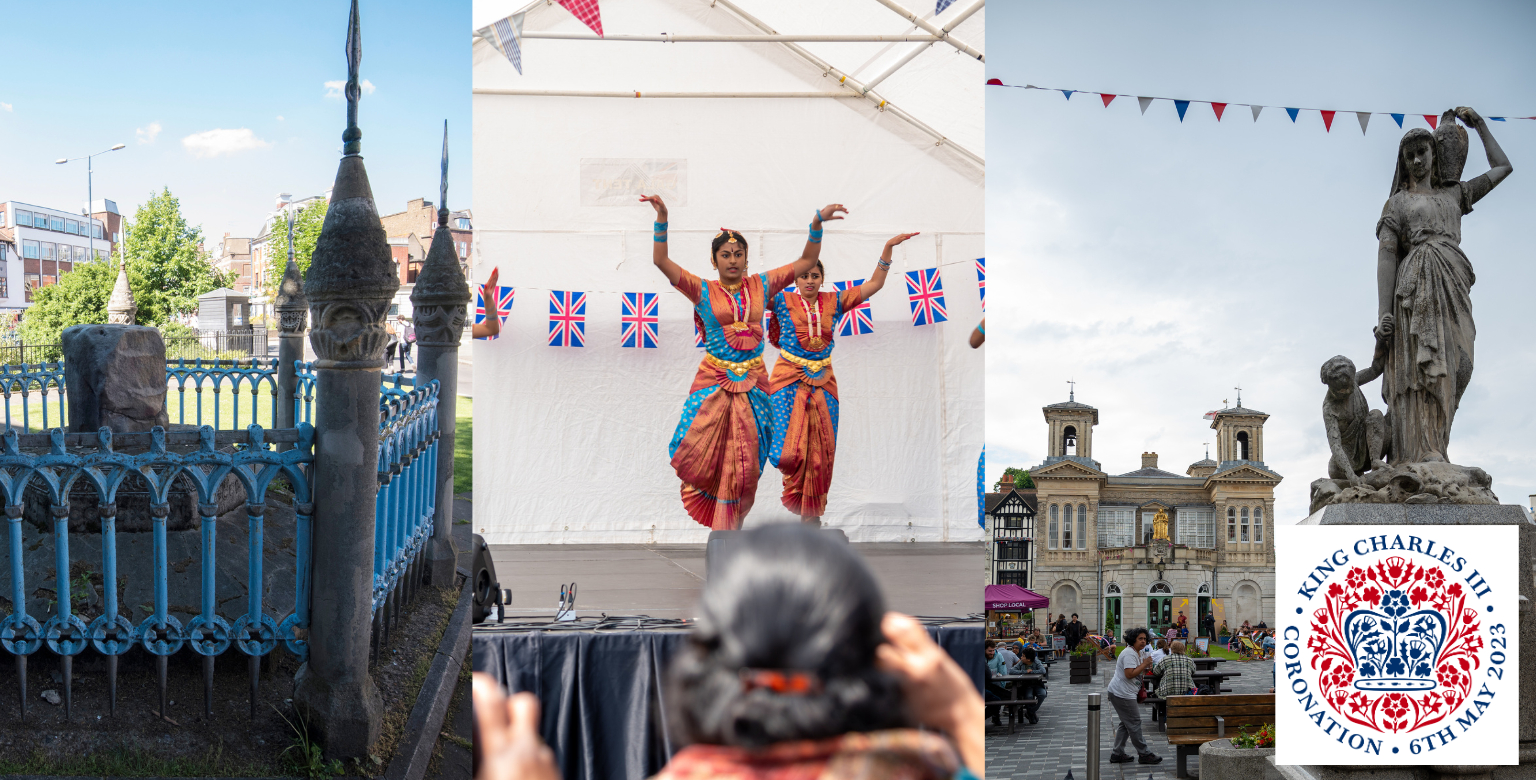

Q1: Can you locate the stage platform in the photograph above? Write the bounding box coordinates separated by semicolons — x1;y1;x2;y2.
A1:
488;541;983;619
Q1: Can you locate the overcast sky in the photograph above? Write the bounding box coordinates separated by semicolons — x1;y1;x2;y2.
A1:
0;1;469;244
986;0;1536;521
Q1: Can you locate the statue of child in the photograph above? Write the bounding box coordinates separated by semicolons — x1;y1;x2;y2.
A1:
1320;329;1391;486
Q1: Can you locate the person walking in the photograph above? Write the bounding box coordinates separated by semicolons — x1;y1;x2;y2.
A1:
1107;627;1161;765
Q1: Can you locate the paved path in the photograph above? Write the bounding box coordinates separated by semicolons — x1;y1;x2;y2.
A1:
986;657;1276;780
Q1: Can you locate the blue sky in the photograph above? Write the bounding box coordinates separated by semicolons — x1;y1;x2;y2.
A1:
0;0;470;243
986;1;1536;520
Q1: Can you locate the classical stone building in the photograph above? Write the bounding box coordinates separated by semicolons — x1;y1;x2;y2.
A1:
983;478;1038;589
1027;393;1280;638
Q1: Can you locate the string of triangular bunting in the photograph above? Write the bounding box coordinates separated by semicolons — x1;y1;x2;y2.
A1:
985;79;1534;134
478;0;605;75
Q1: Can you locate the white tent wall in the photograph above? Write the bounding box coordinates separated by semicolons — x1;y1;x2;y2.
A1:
472;0;983;544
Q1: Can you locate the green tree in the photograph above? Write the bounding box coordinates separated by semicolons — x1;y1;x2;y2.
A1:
17;259;117;356
994;467;1034;491
262;199;328;297
123;187;233;324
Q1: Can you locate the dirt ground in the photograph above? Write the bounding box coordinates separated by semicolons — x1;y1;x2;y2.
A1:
0;578;460;778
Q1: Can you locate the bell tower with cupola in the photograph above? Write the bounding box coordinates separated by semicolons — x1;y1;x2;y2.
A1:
1209;390;1269;469
1043;384;1099;467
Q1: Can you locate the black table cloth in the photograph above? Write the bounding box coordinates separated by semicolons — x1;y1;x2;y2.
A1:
472;623;983;780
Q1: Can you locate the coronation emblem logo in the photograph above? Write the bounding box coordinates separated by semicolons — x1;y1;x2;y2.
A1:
1276;526;1517;767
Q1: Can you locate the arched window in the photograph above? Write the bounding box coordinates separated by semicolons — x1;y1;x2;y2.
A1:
1241;507;1250;542
1061;504;1072;549
1107;582;1123;595
1077;504;1087;550
1254;507;1264;544
1150;582;1172;595
1197;582;1211;595
1048;504;1059;550
1063;425;1078;456
1227;507;1236;542
1236;431;1250;461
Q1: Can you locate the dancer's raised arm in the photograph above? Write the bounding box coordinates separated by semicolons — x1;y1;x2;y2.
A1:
1456;107;1513;206
791;204;847;278
859;232;918;299
641;195;685;286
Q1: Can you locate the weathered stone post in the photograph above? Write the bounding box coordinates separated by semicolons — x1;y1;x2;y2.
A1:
106;264;136;325
410;122;470;587
274;216;308;437
291;0;393;756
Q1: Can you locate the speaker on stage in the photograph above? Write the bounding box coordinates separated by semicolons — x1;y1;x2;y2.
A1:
471;534;502;624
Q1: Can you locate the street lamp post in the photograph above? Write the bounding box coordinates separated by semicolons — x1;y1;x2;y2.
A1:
55;143;126;272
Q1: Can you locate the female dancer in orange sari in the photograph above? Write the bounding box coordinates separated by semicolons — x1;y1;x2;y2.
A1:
642;194;846;530
767;233;917;523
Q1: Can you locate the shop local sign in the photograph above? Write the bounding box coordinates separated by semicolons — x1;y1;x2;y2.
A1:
1276;525;1517;766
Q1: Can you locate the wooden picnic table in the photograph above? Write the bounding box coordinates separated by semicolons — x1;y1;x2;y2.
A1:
1192;657;1226;671
1193;669;1240;695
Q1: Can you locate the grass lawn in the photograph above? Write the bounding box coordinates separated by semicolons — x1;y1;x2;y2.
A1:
455;396;472;494
1209;643;1245;660
5;385;283;432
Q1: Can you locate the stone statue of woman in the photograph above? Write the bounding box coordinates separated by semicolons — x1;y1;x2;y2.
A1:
1375;107;1512;465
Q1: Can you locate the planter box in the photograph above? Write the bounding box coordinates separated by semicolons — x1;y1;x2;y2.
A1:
1198;739;1281;780
1069;655;1093;684
1069;674;1092;684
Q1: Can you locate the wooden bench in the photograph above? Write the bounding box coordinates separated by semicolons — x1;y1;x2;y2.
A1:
986;687;1038;734
1165;693;1274;779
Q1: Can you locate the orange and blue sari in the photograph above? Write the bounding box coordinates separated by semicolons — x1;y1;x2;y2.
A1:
767;285;867;517
669;264;798;530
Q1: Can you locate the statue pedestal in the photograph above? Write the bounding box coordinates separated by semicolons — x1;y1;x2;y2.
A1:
1298;503;1536;780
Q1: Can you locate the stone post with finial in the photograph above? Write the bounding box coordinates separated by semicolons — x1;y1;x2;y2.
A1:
274;211;308;437
290;0;391;756
410;121;470;586
106;263;136;325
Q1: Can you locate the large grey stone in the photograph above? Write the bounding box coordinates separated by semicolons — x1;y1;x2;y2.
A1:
62;324;169;434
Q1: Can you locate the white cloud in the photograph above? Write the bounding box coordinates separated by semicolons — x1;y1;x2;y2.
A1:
181;128;272;158
276;115;284;121
0;103;11;112
323;79;376;98
136;121;162;144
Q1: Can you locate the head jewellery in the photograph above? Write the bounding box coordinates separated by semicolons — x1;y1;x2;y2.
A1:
739;668;821;696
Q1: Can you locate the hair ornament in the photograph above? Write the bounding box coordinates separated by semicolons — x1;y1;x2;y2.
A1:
739;668;822;696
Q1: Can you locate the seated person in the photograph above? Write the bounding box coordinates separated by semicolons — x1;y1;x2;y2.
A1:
1262;630;1276;655
986;643;1012;679
994;640;1021;673
1154;640;1198;699
1016;647;1049;724
1148;638;1168;666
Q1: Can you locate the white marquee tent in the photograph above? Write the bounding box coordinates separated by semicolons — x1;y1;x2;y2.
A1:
471;0;984;544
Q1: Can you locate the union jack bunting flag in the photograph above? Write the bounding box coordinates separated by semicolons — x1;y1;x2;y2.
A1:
834;280;873;336
474;285;515;340
976;257;985;311
548;290;587;347
905;267;948;326
619;292;658;349
694;318;704;348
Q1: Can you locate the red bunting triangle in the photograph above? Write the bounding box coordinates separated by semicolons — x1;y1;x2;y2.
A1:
1101;93;1116;108
986;78;1003;86
557;0;604;36
1321;110;1336;132
1211;102;1227;121
1424;114;1438;129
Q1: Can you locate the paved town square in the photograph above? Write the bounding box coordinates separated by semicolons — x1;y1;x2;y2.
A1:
987;657;1276;780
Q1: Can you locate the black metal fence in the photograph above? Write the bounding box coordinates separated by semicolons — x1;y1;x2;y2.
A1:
0;327;270;366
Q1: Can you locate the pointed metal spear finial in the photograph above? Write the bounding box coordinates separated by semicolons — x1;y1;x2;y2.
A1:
438;120;449;228
287;209;296;265
343;0;363;156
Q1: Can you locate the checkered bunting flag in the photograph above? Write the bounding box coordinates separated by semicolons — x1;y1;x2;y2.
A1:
474;285;515;340
905;267;948;326
834;280;873;336
548;290;587;347
557;0;604;36
478;13;525;74
620;292;658;349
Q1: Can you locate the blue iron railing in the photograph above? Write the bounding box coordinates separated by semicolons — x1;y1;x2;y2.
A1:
166;357;281;430
371;380;438;657
0;424;314;721
0;362;67;433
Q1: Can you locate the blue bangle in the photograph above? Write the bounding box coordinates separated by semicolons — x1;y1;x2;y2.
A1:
654;221;668;243
808;221;823;244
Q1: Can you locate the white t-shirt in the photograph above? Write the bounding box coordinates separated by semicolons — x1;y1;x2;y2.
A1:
1107;645;1147;700
1149;648;1167;665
